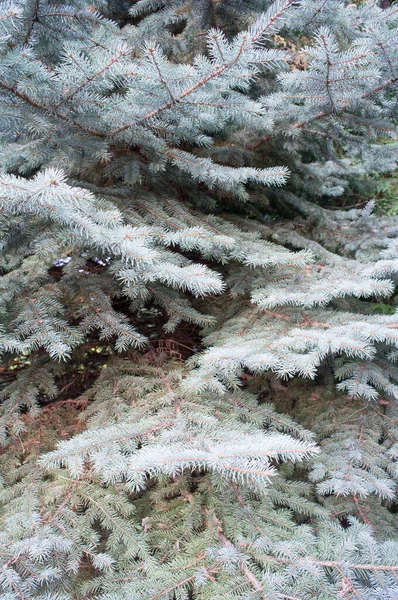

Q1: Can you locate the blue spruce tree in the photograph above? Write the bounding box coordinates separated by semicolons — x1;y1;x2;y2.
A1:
0;0;398;598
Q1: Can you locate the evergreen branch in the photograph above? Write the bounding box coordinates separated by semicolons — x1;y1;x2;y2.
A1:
250;78;397;149
251;0;296;43
54;47;131;109
111;36;249;134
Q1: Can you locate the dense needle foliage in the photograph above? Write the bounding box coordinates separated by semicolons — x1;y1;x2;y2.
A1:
0;0;398;598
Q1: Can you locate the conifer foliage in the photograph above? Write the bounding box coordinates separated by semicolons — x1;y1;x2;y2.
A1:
0;0;398;598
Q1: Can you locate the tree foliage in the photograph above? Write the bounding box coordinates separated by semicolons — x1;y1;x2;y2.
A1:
0;0;398;598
